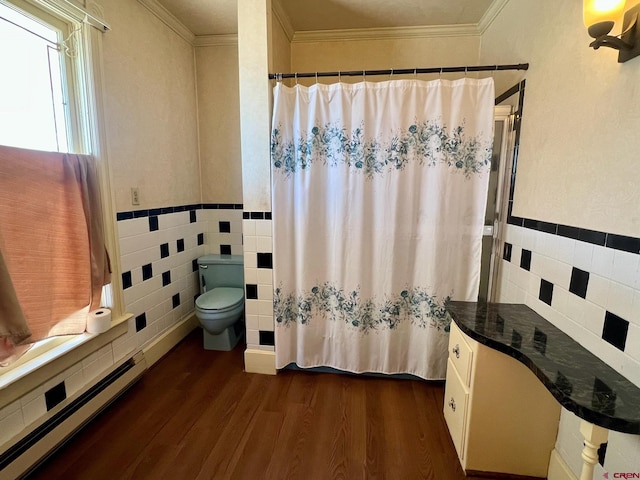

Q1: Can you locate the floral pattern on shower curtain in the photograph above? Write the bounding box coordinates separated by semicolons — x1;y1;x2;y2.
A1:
270;78;494;379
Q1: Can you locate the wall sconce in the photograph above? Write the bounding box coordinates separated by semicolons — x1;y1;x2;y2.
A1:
584;0;640;62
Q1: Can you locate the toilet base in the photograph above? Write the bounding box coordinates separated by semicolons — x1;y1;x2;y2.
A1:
202;321;244;351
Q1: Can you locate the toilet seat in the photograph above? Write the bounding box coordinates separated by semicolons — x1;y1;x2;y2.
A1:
196;287;244;312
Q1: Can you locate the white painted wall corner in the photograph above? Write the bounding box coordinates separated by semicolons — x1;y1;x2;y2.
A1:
244;349;277;375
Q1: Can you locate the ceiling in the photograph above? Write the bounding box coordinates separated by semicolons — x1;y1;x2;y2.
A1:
156;0;498;37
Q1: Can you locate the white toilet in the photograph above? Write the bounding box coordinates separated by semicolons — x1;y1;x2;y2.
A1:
195;254;245;350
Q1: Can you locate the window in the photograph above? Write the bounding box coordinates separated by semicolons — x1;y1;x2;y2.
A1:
0;0;74;152
0;0;117;374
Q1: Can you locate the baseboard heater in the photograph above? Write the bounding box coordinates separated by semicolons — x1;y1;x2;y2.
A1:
0;352;147;479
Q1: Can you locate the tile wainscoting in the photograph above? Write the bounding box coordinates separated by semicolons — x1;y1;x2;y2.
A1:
119;204;277;352
242;213;275;352
496;224;639;384
0;343;116;449
116;203;247;351
495;222;640;476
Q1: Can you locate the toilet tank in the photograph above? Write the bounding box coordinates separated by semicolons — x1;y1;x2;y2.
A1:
197;254;244;292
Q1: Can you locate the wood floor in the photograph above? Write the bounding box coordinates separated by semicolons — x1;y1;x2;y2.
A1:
28;329;499;480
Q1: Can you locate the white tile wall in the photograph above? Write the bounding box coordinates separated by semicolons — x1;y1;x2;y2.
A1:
495;223;640;475
117;211;204;351
243;217;274;352
0;400;24;446
200;208;244;256
555;409;590;477
0;340;118;448
605;430;640;477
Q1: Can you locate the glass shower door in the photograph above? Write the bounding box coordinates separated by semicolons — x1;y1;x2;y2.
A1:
478;106;514;302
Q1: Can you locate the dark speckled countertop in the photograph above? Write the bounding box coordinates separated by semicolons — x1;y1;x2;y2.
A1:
446;301;640;435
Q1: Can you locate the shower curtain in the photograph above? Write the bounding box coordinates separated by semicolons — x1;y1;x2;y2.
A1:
270;78;494;379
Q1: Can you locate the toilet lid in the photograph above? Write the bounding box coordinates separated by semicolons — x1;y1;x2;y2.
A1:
196;287;244;310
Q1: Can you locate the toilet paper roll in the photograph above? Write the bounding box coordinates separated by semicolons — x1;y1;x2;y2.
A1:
87;308;111;334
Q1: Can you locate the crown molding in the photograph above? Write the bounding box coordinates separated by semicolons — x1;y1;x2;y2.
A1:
28;0;110;31
292;23;479;43
135;0;507;46
137;0;195;44
477;0;510;34
271;0;294;42
193;34;238;47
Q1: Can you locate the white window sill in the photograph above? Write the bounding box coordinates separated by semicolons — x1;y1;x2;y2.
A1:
0;313;132;407
0;335;93;391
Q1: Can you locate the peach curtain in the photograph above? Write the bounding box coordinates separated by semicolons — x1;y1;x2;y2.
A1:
0;145;111;364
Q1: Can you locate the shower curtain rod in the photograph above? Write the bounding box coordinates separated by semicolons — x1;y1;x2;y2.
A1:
268;63;529;80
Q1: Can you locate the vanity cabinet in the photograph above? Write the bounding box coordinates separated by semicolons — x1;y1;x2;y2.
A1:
443;321;561;478
445;302;640;480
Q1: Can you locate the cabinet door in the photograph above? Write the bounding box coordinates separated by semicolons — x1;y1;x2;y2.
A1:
443;358;469;460
449;323;473;386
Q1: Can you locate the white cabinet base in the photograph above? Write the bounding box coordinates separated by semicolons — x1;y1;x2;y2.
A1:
444;322;561;478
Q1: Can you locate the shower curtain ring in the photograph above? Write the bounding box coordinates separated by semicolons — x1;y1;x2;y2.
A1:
315;72;318;84
389;68;393;80
414;68;417;78
294;72;298;85
338;70;341;83
439;67;443;79
363;70;366;81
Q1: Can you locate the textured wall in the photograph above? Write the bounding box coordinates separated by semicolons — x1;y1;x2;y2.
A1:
481;0;640;238
271;11;292;73
103;0;200;212
290;35;481;84
238;0;272;212
196;44;243;204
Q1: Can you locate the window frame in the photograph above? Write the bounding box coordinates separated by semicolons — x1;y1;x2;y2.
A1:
1;0;80;152
0;0;130;403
